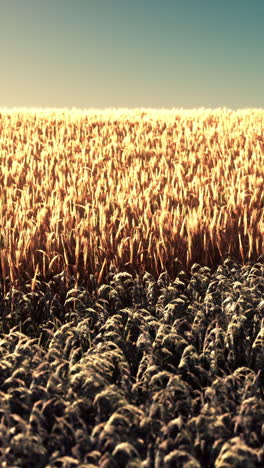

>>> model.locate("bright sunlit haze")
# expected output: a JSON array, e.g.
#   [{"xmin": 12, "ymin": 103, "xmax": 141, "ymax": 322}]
[{"xmin": 0, "ymin": 0, "xmax": 263, "ymax": 109}]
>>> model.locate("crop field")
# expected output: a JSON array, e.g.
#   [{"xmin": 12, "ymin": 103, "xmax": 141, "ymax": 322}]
[
  {"xmin": 0, "ymin": 108, "xmax": 263, "ymax": 467},
  {"xmin": 0, "ymin": 108, "xmax": 263, "ymax": 289}
]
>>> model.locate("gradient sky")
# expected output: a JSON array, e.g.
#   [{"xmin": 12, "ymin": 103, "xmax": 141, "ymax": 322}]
[{"xmin": 0, "ymin": 0, "xmax": 263, "ymax": 109}]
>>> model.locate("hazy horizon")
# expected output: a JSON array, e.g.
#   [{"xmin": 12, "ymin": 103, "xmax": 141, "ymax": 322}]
[{"xmin": 1, "ymin": 0, "xmax": 263, "ymax": 110}]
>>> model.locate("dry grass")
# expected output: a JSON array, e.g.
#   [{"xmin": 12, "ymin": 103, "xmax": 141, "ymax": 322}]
[{"xmin": 0, "ymin": 107, "xmax": 263, "ymax": 288}]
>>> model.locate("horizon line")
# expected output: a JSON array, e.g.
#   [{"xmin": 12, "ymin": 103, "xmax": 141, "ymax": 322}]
[{"xmin": 0, "ymin": 106, "xmax": 263, "ymax": 113}]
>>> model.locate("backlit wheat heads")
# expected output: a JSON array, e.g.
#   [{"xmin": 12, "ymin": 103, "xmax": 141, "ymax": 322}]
[
  {"xmin": 0, "ymin": 261, "xmax": 263, "ymax": 465},
  {"xmin": 0, "ymin": 108, "xmax": 263, "ymax": 288}
]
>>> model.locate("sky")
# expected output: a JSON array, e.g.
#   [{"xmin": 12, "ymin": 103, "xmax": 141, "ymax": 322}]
[{"xmin": 0, "ymin": 0, "xmax": 263, "ymax": 109}]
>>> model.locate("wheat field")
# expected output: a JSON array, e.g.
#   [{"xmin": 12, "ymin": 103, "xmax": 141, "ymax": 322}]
[
  {"xmin": 0, "ymin": 107, "xmax": 263, "ymax": 290},
  {"xmin": 0, "ymin": 107, "xmax": 264, "ymax": 467}
]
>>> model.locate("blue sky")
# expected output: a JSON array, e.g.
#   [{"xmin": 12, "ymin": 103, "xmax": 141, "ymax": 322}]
[{"xmin": 0, "ymin": 0, "xmax": 263, "ymax": 109}]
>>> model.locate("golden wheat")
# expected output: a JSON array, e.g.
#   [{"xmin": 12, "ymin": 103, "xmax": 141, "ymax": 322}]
[{"xmin": 0, "ymin": 107, "xmax": 263, "ymax": 288}]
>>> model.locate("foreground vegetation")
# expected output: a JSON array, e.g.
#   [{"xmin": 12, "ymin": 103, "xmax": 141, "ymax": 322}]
[
  {"xmin": 0, "ymin": 259, "xmax": 264, "ymax": 467},
  {"xmin": 0, "ymin": 108, "xmax": 263, "ymax": 466}
]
